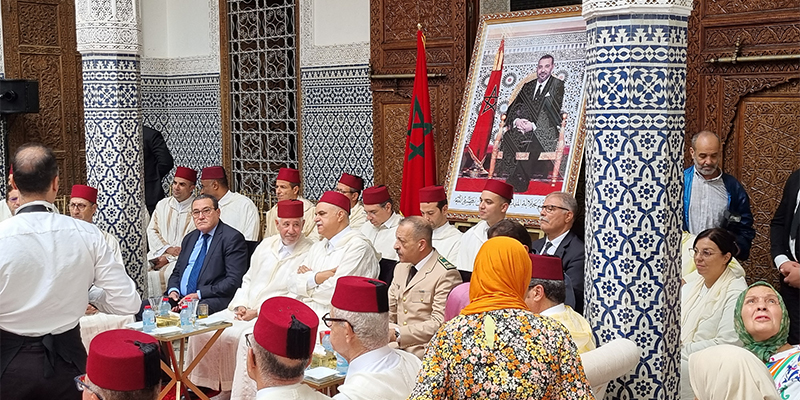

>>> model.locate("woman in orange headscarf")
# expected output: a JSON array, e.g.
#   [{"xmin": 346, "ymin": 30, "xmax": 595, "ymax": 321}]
[{"xmin": 408, "ymin": 236, "xmax": 593, "ymax": 400}]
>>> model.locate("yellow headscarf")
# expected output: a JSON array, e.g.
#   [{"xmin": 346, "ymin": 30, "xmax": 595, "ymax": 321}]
[{"xmin": 461, "ymin": 236, "xmax": 531, "ymax": 315}]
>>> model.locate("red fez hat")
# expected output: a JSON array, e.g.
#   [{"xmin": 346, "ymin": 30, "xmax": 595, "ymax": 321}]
[
  {"xmin": 71, "ymin": 184, "xmax": 98, "ymax": 204},
  {"xmin": 254, "ymin": 297, "xmax": 318, "ymax": 359},
  {"xmin": 530, "ymin": 254, "xmax": 564, "ymax": 281},
  {"xmin": 362, "ymin": 185, "xmax": 391, "ymax": 205},
  {"xmin": 277, "ymin": 199, "xmax": 304, "ymax": 218},
  {"xmin": 202, "ymin": 166, "xmax": 226, "ymax": 180},
  {"xmin": 86, "ymin": 329, "xmax": 161, "ymax": 391},
  {"xmin": 331, "ymin": 276, "xmax": 389, "ymax": 313},
  {"xmin": 483, "ymin": 179, "xmax": 514, "ymax": 201},
  {"xmin": 319, "ymin": 191, "xmax": 351, "ymax": 213},
  {"xmin": 419, "ymin": 185, "xmax": 447, "ymax": 203},
  {"xmin": 277, "ymin": 167, "xmax": 301, "ymax": 184},
  {"xmin": 338, "ymin": 173, "xmax": 364, "ymax": 192},
  {"xmin": 174, "ymin": 166, "xmax": 197, "ymax": 184}
]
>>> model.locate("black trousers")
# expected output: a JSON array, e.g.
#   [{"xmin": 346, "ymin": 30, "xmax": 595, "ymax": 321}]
[
  {"xmin": 1, "ymin": 327, "xmax": 85, "ymax": 400},
  {"xmin": 781, "ymin": 279, "xmax": 800, "ymax": 345}
]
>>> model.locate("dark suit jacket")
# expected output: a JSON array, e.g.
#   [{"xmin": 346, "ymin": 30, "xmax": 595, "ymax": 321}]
[
  {"xmin": 167, "ymin": 220, "xmax": 248, "ymax": 314},
  {"xmin": 143, "ymin": 126, "xmax": 174, "ymax": 209},
  {"xmin": 769, "ymin": 168, "xmax": 800, "ymax": 343},
  {"xmin": 532, "ymin": 230, "xmax": 585, "ymax": 314}
]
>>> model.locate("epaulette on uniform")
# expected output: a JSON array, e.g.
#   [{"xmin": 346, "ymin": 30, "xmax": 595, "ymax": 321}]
[{"xmin": 438, "ymin": 256, "xmax": 456, "ymax": 270}]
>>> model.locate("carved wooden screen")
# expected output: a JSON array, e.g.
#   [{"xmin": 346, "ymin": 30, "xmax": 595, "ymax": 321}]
[
  {"xmin": 685, "ymin": 0, "xmax": 800, "ymax": 285},
  {"xmin": 2, "ymin": 0, "xmax": 85, "ymax": 194},
  {"xmin": 222, "ymin": 0, "xmax": 301, "ymax": 195},
  {"xmin": 370, "ymin": 0, "xmax": 471, "ymax": 203}
]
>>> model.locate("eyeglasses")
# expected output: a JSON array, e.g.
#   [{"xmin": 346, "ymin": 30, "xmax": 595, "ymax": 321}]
[
  {"xmin": 322, "ymin": 312, "xmax": 352, "ymax": 328},
  {"xmin": 690, "ymin": 248, "xmax": 719, "ymax": 259},
  {"xmin": 69, "ymin": 203, "xmax": 90, "ymax": 211},
  {"xmin": 335, "ymin": 188, "xmax": 357, "ymax": 195},
  {"xmin": 245, "ymin": 333, "xmax": 253, "ymax": 347},
  {"xmin": 541, "ymin": 204, "xmax": 568, "ymax": 213},
  {"xmin": 74, "ymin": 374, "xmax": 105, "ymax": 400},
  {"xmin": 191, "ymin": 207, "xmax": 216, "ymax": 217}
]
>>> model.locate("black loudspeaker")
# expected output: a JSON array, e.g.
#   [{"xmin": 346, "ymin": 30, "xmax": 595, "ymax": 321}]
[{"xmin": 0, "ymin": 79, "xmax": 39, "ymax": 114}]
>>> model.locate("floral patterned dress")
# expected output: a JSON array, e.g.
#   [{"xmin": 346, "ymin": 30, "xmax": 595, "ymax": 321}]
[{"xmin": 408, "ymin": 308, "xmax": 594, "ymax": 400}]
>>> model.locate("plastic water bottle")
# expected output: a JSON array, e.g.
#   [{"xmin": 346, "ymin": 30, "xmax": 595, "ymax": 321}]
[
  {"xmin": 321, "ymin": 331, "xmax": 333, "ymax": 352},
  {"xmin": 142, "ymin": 305, "xmax": 156, "ymax": 333},
  {"xmin": 159, "ymin": 297, "xmax": 171, "ymax": 316},
  {"xmin": 180, "ymin": 305, "xmax": 192, "ymax": 332},
  {"xmin": 335, "ymin": 352, "xmax": 349, "ymax": 374}
]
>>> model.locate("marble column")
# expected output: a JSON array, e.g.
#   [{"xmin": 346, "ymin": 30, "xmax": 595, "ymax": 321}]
[
  {"xmin": 582, "ymin": 0, "xmax": 691, "ymax": 398},
  {"xmin": 75, "ymin": 0, "xmax": 147, "ymax": 293}
]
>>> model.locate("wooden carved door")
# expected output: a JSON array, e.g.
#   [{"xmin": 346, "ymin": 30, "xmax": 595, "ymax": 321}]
[
  {"xmin": 370, "ymin": 0, "xmax": 477, "ymax": 202},
  {"xmin": 2, "ymin": 0, "xmax": 85, "ymax": 194},
  {"xmin": 685, "ymin": 0, "xmax": 800, "ymax": 284}
]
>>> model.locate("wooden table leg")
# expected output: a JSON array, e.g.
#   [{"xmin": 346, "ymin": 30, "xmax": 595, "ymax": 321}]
[
  {"xmin": 158, "ymin": 340, "xmax": 180, "ymax": 400},
  {"xmin": 179, "ymin": 329, "xmax": 226, "ymax": 400}
]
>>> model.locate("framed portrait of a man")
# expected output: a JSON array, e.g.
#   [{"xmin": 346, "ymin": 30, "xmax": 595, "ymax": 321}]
[{"xmin": 445, "ymin": 6, "xmax": 587, "ymax": 223}]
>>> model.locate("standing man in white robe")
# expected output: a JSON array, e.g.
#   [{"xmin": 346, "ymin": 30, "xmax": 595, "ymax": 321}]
[
  {"xmin": 146, "ymin": 166, "xmax": 197, "ymax": 297},
  {"xmin": 360, "ymin": 185, "xmax": 402, "ymax": 284},
  {"xmin": 246, "ymin": 297, "xmax": 330, "ymax": 400},
  {"xmin": 457, "ymin": 179, "xmax": 513, "ymax": 281},
  {"xmin": 336, "ymin": 172, "xmax": 367, "ymax": 230},
  {"xmin": 263, "ymin": 167, "xmax": 317, "ymax": 240},
  {"xmin": 188, "ymin": 199, "xmax": 314, "ymax": 395},
  {"xmin": 418, "ymin": 185, "xmax": 462, "ymax": 264},
  {"xmin": 200, "ymin": 166, "xmax": 260, "ymax": 241},
  {"xmin": 289, "ymin": 191, "xmax": 379, "ymax": 321},
  {"xmin": 328, "ymin": 276, "xmax": 421, "ymax": 400}
]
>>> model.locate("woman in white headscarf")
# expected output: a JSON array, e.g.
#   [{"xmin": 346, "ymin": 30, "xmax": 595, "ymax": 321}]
[
  {"xmin": 680, "ymin": 228, "xmax": 748, "ymax": 399},
  {"xmin": 689, "ymin": 344, "xmax": 781, "ymax": 400}
]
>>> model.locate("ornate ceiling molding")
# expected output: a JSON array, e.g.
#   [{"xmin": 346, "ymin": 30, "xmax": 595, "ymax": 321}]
[{"xmin": 582, "ymin": 0, "xmax": 692, "ymax": 20}]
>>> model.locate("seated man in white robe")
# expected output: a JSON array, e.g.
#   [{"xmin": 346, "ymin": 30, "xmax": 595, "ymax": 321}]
[
  {"xmin": 263, "ymin": 167, "xmax": 317, "ymax": 240},
  {"xmin": 146, "ymin": 166, "xmax": 197, "ymax": 298},
  {"xmin": 418, "ymin": 185, "xmax": 461, "ymax": 264},
  {"xmin": 457, "ymin": 179, "xmax": 513, "ymax": 282},
  {"xmin": 336, "ymin": 172, "xmax": 367, "ymax": 230},
  {"xmin": 328, "ymin": 276, "xmax": 421, "ymax": 400},
  {"xmin": 360, "ymin": 185, "xmax": 402, "ymax": 284},
  {"xmin": 186, "ymin": 199, "xmax": 314, "ymax": 394},
  {"xmin": 0, "ymin": 167, "xmax": 13, "ymax": 223},
  {"xmin": 525, "ymin": 254, "xmax": 595, "ymax": 355},
  {"xmin": 200, "ymin": 166, "xmax": 261, "ymax": 241},
  {"xmin": 245, "ymin": 297, "xmax": 330, "ymax": 400},
  {"xmin": 69, "ymin": 184, "xmax": 134, "ymax": 349},
  {"xmin": 289, "ymin": 191, "xmax": 379, "ymax": 321}
]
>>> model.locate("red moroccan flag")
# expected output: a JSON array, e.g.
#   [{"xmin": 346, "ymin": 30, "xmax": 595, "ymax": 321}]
[
  {"xmin": 466, "ymin": 39, "xmax": 505, "ymax": 165},
  {"xmin": 400, "ymin": 26, "xmax": 436, "ymax": 217}
]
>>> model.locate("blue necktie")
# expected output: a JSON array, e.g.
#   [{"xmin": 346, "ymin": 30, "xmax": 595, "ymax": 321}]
[{"xmin": 186, "ymin": 234, "xmax": 209, "ymax": 294}]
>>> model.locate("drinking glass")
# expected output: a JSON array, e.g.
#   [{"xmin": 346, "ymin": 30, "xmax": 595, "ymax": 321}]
[{"xmin": 197, "ymin": 304, "xmax": 209, "ymax": 319}]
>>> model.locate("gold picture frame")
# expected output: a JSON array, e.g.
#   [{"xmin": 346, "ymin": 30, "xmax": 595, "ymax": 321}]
[{"xmin": 445, "ymin": 6, "xmax": 587, "ymax": 225}]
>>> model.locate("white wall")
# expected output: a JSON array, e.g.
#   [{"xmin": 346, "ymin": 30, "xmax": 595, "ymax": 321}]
[
  {"xmin": 313, "ymin": 0, "xmax": 369, "ymax": 47},
  {"xmin": 141, "ymin": 0, "xmax": 212, "ymax": 59}
]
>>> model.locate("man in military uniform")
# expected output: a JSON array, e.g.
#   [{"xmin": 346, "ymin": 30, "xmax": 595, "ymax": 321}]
[{"xmin": 388, "ymin": 216, "xmax": 462, "ymax": 358}]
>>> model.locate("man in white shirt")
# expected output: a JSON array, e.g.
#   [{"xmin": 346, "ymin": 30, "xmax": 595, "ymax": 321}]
[
  {"xmin": 336, "ymin": 172, "xmax": 367, "ymax": 230},
  {"xmin": 245, "ymin": 297, "xmax": 329, "ymax": 400},
  {"xmin": 0, "ymin": 143, "xmax": 140, "ymax": 400},
  {"xmin": 360, "ymin": 185, "xmax": 402, "ymax": 284},
  {"xmin": 457, "ymin": 179, "xmax": 513, "ymax": 281},
  {"xmin": 263, "ymin": 167, "xmax": 318, "ymax": 240},
  {"xmin": 200, "ymin": 166, "xmax": 261, "ymax": 241},
  {"xmin": 530, "ymin": 191, "xmax": 586, "ymax": 314},
  {"xmin": 388, "ymin": 216, "xmax": 461, "ymax": 358},
  {"xmin": 145, "ymin": 166, "xmax": 198, "ymax": 297},
  {"xmin": 188, "ymin": 199, "xmax": 314, "ymax": 395},
  {"xmin": 419, "ymin": 185, "xmax": 461, "ymax": 264},
  {"xmin": 289, "ymin": 191, "xmax": 379, "ymax": 322},
  {"xmin": 328, "ymin": 276, "xmax": 421, "ymax": 400}
]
